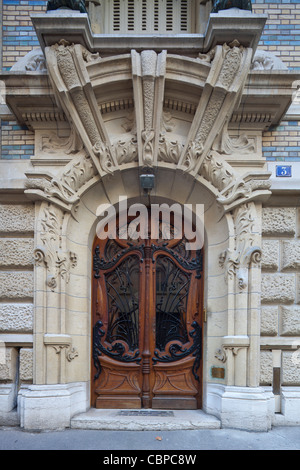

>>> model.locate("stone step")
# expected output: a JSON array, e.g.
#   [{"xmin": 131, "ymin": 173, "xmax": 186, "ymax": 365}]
[{"xmin": 71, "ymin": 408, "xmax": 221, "ymax": 431}]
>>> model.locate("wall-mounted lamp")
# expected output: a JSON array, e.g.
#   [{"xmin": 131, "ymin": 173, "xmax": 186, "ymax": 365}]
[{"xmin": 140, "ymin": 173, "xmax": 155, "ymax": 195}]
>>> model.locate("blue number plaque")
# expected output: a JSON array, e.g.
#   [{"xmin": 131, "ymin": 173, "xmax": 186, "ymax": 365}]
[{"xmin": 276, "ymin": 165, "xmax": 292, "ymax": 177}]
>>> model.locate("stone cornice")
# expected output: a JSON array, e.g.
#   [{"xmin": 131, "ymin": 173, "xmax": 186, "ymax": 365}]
[{"xmin": 30, "ymin": 9, "xmax": 267, "ymax": 56}]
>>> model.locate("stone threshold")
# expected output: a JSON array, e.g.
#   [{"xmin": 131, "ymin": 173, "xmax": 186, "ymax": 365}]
[{"xmin": 71, "ymin": 408, "xmax": 221, "ymax": 431}]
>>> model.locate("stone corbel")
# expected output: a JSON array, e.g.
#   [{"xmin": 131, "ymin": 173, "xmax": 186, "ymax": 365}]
[
  {"xmin": 215, "ymin": 336, "xmax": 250, "ymax": 364},
  {"xmin": 44, "ymin": 334, "xmax": 78, "ymax": 362},
  {"xmin": 131, "ymin": 49, "xmax": 167, "ymax": 167},
  {"xmin": 45, "ymin": 40, "xmax": 117, "ymax": 177},
  {"xmin": 179, "ymin": 40, "xmax": 253, "ymax": 175}
]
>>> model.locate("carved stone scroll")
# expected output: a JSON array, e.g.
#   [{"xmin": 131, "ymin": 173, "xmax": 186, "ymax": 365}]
[
  {"xmin": 212, "ymin": 121, "xmax": 256, "ymax": 155},
  {"xmin": 40, "ymin": 127, "xmax": 84, "ymax": 156}
]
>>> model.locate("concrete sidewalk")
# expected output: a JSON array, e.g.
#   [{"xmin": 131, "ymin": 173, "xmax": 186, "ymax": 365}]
[{"xmin": 0, "ymin": 425, "xmax": 300, "ymax": 450}]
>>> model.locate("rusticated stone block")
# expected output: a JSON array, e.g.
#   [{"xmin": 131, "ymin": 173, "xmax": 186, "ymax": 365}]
[
  {"xmin": 0, "ymin": 204, "xmax": 34, "ymax": 233},
  {"xmin": 0, "ymin": 239, "xmax": 34, "ymax": 268},
  {"xmin": 282, "ymin": 240, "xmax": 300, "ymax": 271},
  {"xmin": 262, "ymin": 207, "xmax": 296, "ymax": 236},
  {"xmin": 0, "ymin": 272, "xmax": 33, "ymax": 300},
  {"xmin": 261, "ymin": 240, "xmax": 279, "ymax": 271},
  {"xmin": 0, "ymin": 304, "xmax": 33, "ymax": 332},
  {"xmin": 19, "ymin": 349, "xmax": 33, "ymax": 382},
  {"xmin": 0, "ymin": 347, "xmax": 18, "ymax": 382},
  {"xmin": 282, "ymin": 351, "xmax": 300, "ymax": 385},
  {"xmin": 260, "ymin": 350, "xmax": 273, "ymax": 386},
  {"xmin": 261, "ymin": 273, "xmax": 295, "ymax": 304},
  {"xmin": 281, "ymin": 306, "xmax": 300, "ymax": 336},
  {"xmin": 261, "ymin": 306, "xmax": 278, "ymax": 336}
]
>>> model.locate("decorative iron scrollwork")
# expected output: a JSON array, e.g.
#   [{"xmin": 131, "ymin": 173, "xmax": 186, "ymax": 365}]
[
  {"xmin": 155, "ymin": 255, "xmax": 190, "ymax": 351},
  {"xmin": 151, "ymin": 243, "xmax": 203, "ymax": 279},
  {"xmin": 152, "ymin": 321, "xmax": 202, "ymax": 382},
  {"xmin": 93, "ymin": 320, "xmax": 141, "ymax": 380},
  {"xmin": 93, "ymin": 242, "xmax": 144, "ymax": 278}
]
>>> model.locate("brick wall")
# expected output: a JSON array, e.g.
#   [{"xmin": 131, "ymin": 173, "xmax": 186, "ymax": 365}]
[
  {"xmin": 263, "ymin": 120, "xmax": 300, "ymax": 161},
  {"xmin": 253, "ymin": 0, "xmax": 300, "ymax": 163},
  {"xmin": 253, "ymin": 0, "xmax": 300, "ymax": 71},
  {"xmin": 1, "ymin": 0, "xmax": 46, "ymax": 160},
  {"xmin": 2, "ymin": 0, "xmax": 46, "ymax": 71},
  {"xmin": 2, "ymin": 1, "xmax": 299, "ymax": 71},
  {"xmin": 1, "ymin": 120, "xmax": 34, "ymax": 159}
]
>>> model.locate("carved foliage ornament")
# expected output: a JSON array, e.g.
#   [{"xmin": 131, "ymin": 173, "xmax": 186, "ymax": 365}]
[
  {"xmin": 199, "ymin": 151, "xmax": 271, "ymax": 211},
  {"xmin": 41, "ymin": 127, "xmax": 83, "ymax": 156},
  {"xmin": 34, "ymin": 206, "xmax": 77, "ymax": 291},
  {"xmin": 25, "ymin": 151, "xmax": 97, "ymax": 210},
  {"xmin": 52, "ymin": 344, "xmax": 79, "ymax": 362},
  {"xmin": 219, "ymin": 203, "xmax": 261, "ymax": 289},
  {"xmin": 215, "ymin": 345, "xmax": 247, "ymax": 363},
  {"xmin": 40, "ymin": 40, "xmax": 271, "ymax": 218}
]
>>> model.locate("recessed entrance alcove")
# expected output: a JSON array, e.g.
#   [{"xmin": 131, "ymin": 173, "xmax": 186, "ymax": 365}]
[{"xmin": 1, "ymin": 0, "xmax": 298, "ymax": 431}]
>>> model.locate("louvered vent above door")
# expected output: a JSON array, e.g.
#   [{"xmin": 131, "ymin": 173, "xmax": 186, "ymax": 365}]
[{"xmin": 105, "ymin": 0, "xmax": 194, "ymax": 34}]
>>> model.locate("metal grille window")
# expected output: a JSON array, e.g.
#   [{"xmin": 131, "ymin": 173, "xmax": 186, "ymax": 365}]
[{"xmin": 103, "ymin": 0, "xmax": 194, "ymax": 34}]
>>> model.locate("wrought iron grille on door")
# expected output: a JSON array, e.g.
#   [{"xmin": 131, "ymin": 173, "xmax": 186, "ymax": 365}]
[{"xmin": 92, "ymin": 225, "xmax": 203, "ymax": 409}]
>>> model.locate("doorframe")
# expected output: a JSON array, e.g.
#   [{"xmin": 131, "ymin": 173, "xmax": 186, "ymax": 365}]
[{"xmin": 90, "ymin": 211, "xmax": 205, "ymax": 410}]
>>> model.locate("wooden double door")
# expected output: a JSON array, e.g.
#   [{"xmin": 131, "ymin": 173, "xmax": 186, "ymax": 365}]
[{"xmin": 91, "ymin": 221, "xmax": 203, "ymax": 409}]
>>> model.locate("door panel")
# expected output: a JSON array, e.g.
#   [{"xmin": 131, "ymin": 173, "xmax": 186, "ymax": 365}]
[
  {"xmin": 92, "ymin": 243, "xmax": 143, "ymax": 408},
  {"xmin": 91, "ymin": 225, "xmax": 203, "ymax": 409},
  {"xmin": 152, "ymin": 357, "xmax": 199, "ymax": 409},
  {"xmin": 155, "ymin": 255, "xmax": 190, "ymax": 351}
]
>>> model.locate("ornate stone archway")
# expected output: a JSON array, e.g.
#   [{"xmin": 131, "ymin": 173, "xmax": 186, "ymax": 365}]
[{"xmin": 4, "ymin": 9, "xmax": 297, "ymax": 430}]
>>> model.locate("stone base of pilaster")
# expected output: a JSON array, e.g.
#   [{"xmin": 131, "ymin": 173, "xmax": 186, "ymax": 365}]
[
  {"xmin": 272, "ymin": 387, "xmax": 300, "ymax": 426},
  {"xmin": 17, "ymin": 382, "xmax": 89, "ymax": 430},
  {"xmin": 204, "ymin": 384, "xmax": 274, "ymax": 431},
  {"xmin": 0, "ymin": 383, "xmax": 19, "ymax": 426}
]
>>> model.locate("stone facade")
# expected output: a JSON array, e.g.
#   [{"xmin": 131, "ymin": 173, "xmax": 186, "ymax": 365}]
[
  {"xmin": 0, "ymin": 1, "xmax": 299, "ymax": 431},
  {"xmin": 261, "ymin": 205, "xmax": 300, "ymax": 419}
]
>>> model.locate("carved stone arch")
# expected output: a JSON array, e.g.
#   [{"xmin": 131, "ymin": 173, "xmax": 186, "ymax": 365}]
[
  {"xmin": 19, "ymin": 35, "xmax": 274, "ymax": 425},
  {"xmin": 60, "ymin": 164, "xmax": 232, "ymax": 396}
]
